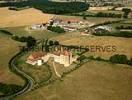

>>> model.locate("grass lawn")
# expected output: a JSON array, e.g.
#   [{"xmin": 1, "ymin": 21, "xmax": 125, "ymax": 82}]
[
  {"xmin": 0, "ymin": 32, "xmax": 24, "ymax": 87},
  {"xmin": 14, "ymin": 61, "xmax": 132, "ymax": 100},
  {"xmin": 16, "ymin": 52, "xmax": 51, "ymax": 84}
]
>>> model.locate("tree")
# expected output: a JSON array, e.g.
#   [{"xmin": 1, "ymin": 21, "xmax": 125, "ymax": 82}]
[
  {"xmin": 122, "ymin": 8, "xmax": 131, "ymax": 18},
  {"xmin": 44, "ymin": 39, "xmax": 49, "ymax": 52},
  {"xmin": 54, "ymin": 41, "xmax": 59, "ymax": 45},
  {"xmin": 82, "ymin": 13, "xmax": 87, "ymax": 20},
  {"xmin": 26, "ymin": 36, "xmax": 36, "ymax": 48},
  {"xmin": 109, "ymin": 54, "xmax": 128, "ymax": 64},
  {"xmin": 128, "ymin": 58, "xmax": 132, "ymax": 65},
  {"xmin": 49, "ymin": 40, "xmax": 54, "ymax": 46}
]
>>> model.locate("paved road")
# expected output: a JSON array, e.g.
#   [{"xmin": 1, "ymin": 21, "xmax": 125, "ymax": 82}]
[{"xmin": 0, "ymin": 52, "xmax": 35, "ymax": 100}]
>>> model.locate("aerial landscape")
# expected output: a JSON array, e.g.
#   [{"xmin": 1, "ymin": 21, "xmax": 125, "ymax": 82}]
[{"xmin": 0, "ymin": 0, "xmax": 132, "ymax": 100}]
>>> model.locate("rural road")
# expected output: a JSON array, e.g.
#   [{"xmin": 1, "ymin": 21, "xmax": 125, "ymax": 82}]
[
  {"xmin": 53, "ymin": 61, "xmax": 61, "ymax": 78},
  {"xmin": 0, "ymin": 52, "xmax": 35, "ymax": 100}
]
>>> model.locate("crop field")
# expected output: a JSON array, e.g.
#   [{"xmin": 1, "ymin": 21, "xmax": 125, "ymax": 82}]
[
  {"xmin": 14, "ymin": 61, "xmax": 132, "ymax": 100},
  {"xmin": 0, "ymin": 7, "xmax": 53, "ymax": 28}
]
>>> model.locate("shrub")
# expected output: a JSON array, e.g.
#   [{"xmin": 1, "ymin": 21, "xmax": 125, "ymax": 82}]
[
  {"xmin": 127, "ymin": 58, "xmax": 132, "ymax": 65},
  {"xmin": 109, "ymin": 54, "xmax": 128, "ymax": 64},
  {"xmin": 12, "ymin": 36, "xmax": 36, "ymax": 48},
  {"xmin": 122, "ymin": 8, "xmax": 131, "ymax": 18},
  {"xmin": 54, "ymin": 41, "xmax": 59, "ymax": 45}
]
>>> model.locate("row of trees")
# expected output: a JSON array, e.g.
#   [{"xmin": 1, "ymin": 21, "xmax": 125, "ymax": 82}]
[
  {"xmin": 93, "ymin": 31, "xmax": 132, "ymax": 38},
  {"xmin": 12, "ymin": 36, "xmax": 36, "ymax": 48},
  {"xmin": 0, "ymin": 30, "xmax": 12, "ymax": 35},
  {"xmin": 82, "ymin": 54, "xmax": 132, "ymax": 66},
  {"xmin": 110, "ymin": 54, "xmax": 132, "ymax": 65},
  {"xmin": 96, "ymin": 12, "xmax": 122, "ymax": 18},
  {"xmin": 116, "ymin": 25, "xmax": 132, "ymax": 30}
]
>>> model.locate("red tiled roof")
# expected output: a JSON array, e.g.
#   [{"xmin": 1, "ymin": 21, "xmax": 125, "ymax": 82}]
[{"xmin": 27, "ymin": 51, "xmax": 46, "ymax": 61}]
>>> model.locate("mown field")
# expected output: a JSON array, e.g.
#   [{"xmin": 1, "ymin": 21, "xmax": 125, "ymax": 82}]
[
  {"xmin": 51, "ymin": 32, "xmax": 132, "ymax": 59},
  {"xmin": 0, "ymin": 7, "xmax": 53, "ymax": 28},
  {"xmin": 2, "ymin": 26, "xmax": 62, "ymax": 39},
  {"xmin": 0, "ymin": 32, "xmax": 24, "ymax": 94},
  {"xmin": 14, "ymin": 61, "xmax": 132, "ymax": 100},
  {"xmin": 59, "ymin": 15, "xmax": 121, "ymax": 25}
]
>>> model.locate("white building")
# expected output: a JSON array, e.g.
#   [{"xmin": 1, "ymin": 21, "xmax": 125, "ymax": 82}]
[
  {"xmin": 95, "ymin": 26, "xmax": 112, "ymax": 32},
  {"xmin": 30, "ymin": 23, "xmax": 47, "ymax": 30}
]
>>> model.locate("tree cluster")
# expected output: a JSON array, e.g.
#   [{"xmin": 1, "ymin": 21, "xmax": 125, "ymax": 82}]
[
  {"xmin": 12, "ymin": 36, "xmax": 36, "ymax": 48},
  {"xmin": 96, "ymin": 12, "xmax": 122, "ymax": 18},
  {"xmin": 122, "ymin": 8, "xmax": 131, "ymax": 18},
  {"xmin": 109, "ymin": 54, "xmax": 132, "ymax": 65},
  {"xmin": 0, "ymin": 1, "xmax": 89, "ymax": 14},
  {"xmin": 0, "ymin": 83, "xmax": 22, "ymax": 95},
  {"xmin": 47, "ymin": 26, "xmax": 65, "ymax": 33}
]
